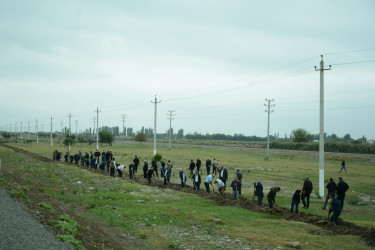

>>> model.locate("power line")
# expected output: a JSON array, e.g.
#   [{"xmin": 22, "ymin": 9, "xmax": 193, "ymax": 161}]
[
  {"xmin": 324, "ymin": 47, "xmax": 375, "ymax": 56},
  {"xmin": 331, "ymin": 59, "xmax": 375, "ymax": 66}
]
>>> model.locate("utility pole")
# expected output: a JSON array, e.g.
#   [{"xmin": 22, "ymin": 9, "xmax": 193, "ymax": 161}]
[
  {"xmin": 20, "ymin": 121, "xmax": 23, "ymax": 139},
  {"xmin": 92, "ymin": 117, "xmax": 96, "ymax": 135},
  {"xmin": 75, "ymin": 120, "xmax": 78, "ymax": 135},
  {"xmin": 27, "ymin": 121, "xmax": 30, "ymax": 139},
  {"xmin": 264, "ymin": 99, "xmax": 275, "ymax": 160},
  {"xmin": 36, "ymin": 120, "xmax": 39, "ymax": 144},
  {"xmin": 151, "ymin": 95, "xmax": 161, "ymax": 156},
  {"xmin": 95, "ymin": 107, "xmax": 100, "ymax": 150},
  {"xmin": 41, "ymin": 124, "xmax": 44, "ymax": 133},
  {"xmin": 167, "ymin": 110, "xmax": 175, "ymax": 151},
  {"xmin": 121, "ymin": 114, "xmax": 127, "ymax": 144},
  {"xmin": 67, "ymin": 114, "xmax": 72, "ymax": 151},
  {"xmin": 60, "ymin": 121, "xmax": 64, "ymax": 135},
  {"xmin": 67, "ymin": 114, "xmax": 72, "ymax": 136},
  {"xmin": 315, "ymin": 55, "xmax": 331, "ymax": 198},
  {"xmin": 50, "ymin": 116, "xmax": 53, "ymax": 147}
]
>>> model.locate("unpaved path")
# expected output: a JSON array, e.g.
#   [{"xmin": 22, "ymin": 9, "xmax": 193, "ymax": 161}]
[{"xmin": 0, "ymin": 187, "xmax": 74, "ymax": 250}]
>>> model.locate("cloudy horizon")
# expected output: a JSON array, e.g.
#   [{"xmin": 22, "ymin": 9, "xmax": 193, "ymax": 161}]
[{"xmin": 1, "ymin": 0, "xmax": 374, "ymax": 140}]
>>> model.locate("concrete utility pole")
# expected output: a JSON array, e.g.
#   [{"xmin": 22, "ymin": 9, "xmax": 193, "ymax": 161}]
[
  {"xmin": 27, "ymin": 121, "xmax": 30, "ymax": 139},
  {"xmin": 121, "ymin": 114, "xmax": 127, "ymax": 144},
  {"xmin": 20, "ymin": 121, "xmax": 23, "ymax": 139},
  {"xmin": 50, "ymin": 116, "xmax": 53, "ymax": 147},
  {"xmin": 60, "ymin": 121, "xmax": 64, "ymax": 135},
  {"xmin": 151, "ymin": 95, "xmax": 161, "ymax": 156},
  {"xmin": 167, "ymin": 110, "xmax": 175, "ymax": 151},
  {"xmin": 75, "ymin": 120, "xmax": 78, "ymax": 135},
  {"xmin": 264, "ymin": 99, "xmax": 275, "ymax": 160},
  {"xmin": 92, "ymin": 117, "xmax": 96, "ymax": 135},
  {"xmin": 315, "ymin": 55, "xmax": 331, "ymax": 198},
  {"xmin": 36, "ymin": 120, "xmax": 39, "ymax": 144},
  {"xmin": 67, "ymin": 114, "xmax": 72, "ymax": 136},
  {"xmin": 95, "ymin": 107, "xmax": 100, "ymax": 150}
]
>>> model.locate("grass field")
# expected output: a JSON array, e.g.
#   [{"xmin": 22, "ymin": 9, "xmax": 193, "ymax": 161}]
[{"xmin": 1, "ymin": 140, "xmax": 374, "ymax": 249}]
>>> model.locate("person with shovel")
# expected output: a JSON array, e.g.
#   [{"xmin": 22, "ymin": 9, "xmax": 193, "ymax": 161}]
[
  {"xmin": 204, "ymin": 174, "xmax": 215, "ymax": 193},
  {"xmin": 214, "ymin": 179, "xmax": 225, "ymax": 195},
  {"xmin": 267, "ymin": 187, "xmax": 281, "ymax": 209},
  {"xmin": 179, "ymin": 169, "xmax": 187, "ymax": 188},
  {"xmin": 254, "ymin": 181, "xmax": 264, "ymax": 206},
  {"xmin": 231, "ymin": 176, "xmax": 241, "ymax": 201}
]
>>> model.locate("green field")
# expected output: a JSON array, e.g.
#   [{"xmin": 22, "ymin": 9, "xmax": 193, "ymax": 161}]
[{"xmin": 1, "ymin": 140, "xmax": 374, "ymax": 249}]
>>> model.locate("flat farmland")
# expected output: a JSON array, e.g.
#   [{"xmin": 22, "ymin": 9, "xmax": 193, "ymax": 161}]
[{"xmin": 1, "ymin": 141, "xmax": 374, "ymax": 249}]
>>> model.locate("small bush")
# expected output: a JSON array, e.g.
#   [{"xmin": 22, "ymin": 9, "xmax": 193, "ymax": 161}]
[
  {"xmin": 13, "ymin": 190, "xmax": 29, "ymax": 200},
  {"xmin": 51, "ymin": 214, "xmax": 81, "ymax": 236},
  {"xmin": 57, "ymin": 234, "xmax": 83, "ymax": 249},
  {"xmin": 139, "ymin": 233, "xmax": 147, "ymax": 239},
  {"xmin": 38, "ymin": 202, "xmax": 53, "ymax": 210},
  {"xmin": 346, "ymin": 193, "xmax": 361, "ymax": 205}
]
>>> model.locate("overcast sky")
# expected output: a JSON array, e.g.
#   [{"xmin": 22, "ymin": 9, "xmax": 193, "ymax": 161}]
[{"xmin": 1, "ymin": 0, "xmax": 374, "ymax": 139}]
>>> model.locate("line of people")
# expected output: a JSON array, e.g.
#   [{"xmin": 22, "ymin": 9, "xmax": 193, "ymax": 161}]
[{"xmin": 54, "ymin": 149, "xmax": 350, "ymax": 225}]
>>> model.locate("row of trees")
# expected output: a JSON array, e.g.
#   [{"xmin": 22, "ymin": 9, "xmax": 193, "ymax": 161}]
[{"xmin": 291, "ymin": 128, "xmax": 368, "ymax": 143}]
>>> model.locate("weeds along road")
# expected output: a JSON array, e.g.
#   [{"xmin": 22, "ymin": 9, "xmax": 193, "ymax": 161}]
[{"xmin": 0, "ymin": 187, "xmax": 74, "ymax": 250}]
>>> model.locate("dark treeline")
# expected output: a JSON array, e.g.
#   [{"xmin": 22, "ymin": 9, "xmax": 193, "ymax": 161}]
[
  {"xmin": 184, "ymin": 132, "xmax": 276, "ymax": 141},
  {"xmin": 270, "ymin": 141, "xmax": 375, "ymax": 154}
]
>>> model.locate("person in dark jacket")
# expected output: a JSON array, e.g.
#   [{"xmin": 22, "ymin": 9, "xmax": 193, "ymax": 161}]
[
  {"xmin": 151, "ymin": 159, "xmax": 158, "ymax": 177},
  {"xmin": 160, "ymin": 161, "xmax": 166, "ymax": 178},
  {"xmin": 267, "ymin": 187, "xmax": 281, "ymax": 209},
  {"xmin": 147, "ymin": 168, "xmax": 154, "ymax": 184},
  {"xmin": 196, "ymin": 158, "xmax": 201, "ymax": 174},
  {"xmin": 133, "ymin": 155, "xmax": 139, "ymax": 173},
  {"xmin": 254, "ymin": 182, "xmax": 264, "ymax": 206},
  {"xmin": 322, "ymin": 178, "xmax": 337, "ymax": 210},
  {"xmin": 302, "ymin": 176, "xmax": 313, "ymax": 208},
  {"xmin": 191, "ymin": 171, "xmax": 201, "ymax": 191},
  {"xmin": 74, "ymin": 153, "xmax": 80, "ymax": 165},
  {"xmin": 329, "ymin": 193, "xmax": 342, "ymax": 225},
  {"xmin": 143, "ymin": 160, "xmax": 148, "ymax": 178},
  {"xmin": 339, "ymin": 159, "xmax": 347, "ymax": 173},
  {"xmin": 164, "ymin": 166, "xmax": 171, "ymax": 185},
  {"xmin": 291, "ymin": 190, "xmax": 302, "ymax": 214},
  {"xmin": 129, "ymin": 162, "xmax": 134, "ymax": 179},
  {"xmin": 179, "ymin": 169, "xmax": 187, "ymax": 188},
  {"xmin": 337, "ymin": 177, "xmax": 349, "ymax": 209},
  {"xmin": 205, "ymin": 158, "xmax": 211, "ymax": 175},
  {"xmin": 230, "ymin": 176, "xmax": 241, "ymax": 201},
  {"xmin": 189, "ymin": 160, "xmax": 195, "ymax": 178},
  {"xmin": 218, "ymin": 166, "xmax": 228, "ymax": 190},
  {"xmin": 235, "ymin": 169, "xmax": 243, "ymax": 195},
  {"xmin": 81, "ymin": 155, "xmax": 85, "ymax": 166},
  {"xmin": 99, "ymin": 161, "xmax": 106, "ymax": 172},
  {"xmin": 101, "ymin": 150, "xmax": 106, "ymax": 162}
]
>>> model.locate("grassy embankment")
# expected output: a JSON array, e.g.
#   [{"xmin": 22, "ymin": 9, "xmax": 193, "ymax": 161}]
[{"xmin": 1, "ymin": 141, "xmax": 374, "ymax": 249}]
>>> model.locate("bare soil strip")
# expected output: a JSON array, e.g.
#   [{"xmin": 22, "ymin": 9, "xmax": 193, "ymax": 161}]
[{"xmin": 2, "ymin": 144, "xmax": 375, "ymax": 247}]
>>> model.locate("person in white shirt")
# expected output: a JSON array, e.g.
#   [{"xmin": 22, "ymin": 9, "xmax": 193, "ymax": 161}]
[{"xmin": 214, "ymin": 179, "xmax": 225, "ymax": 195}]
